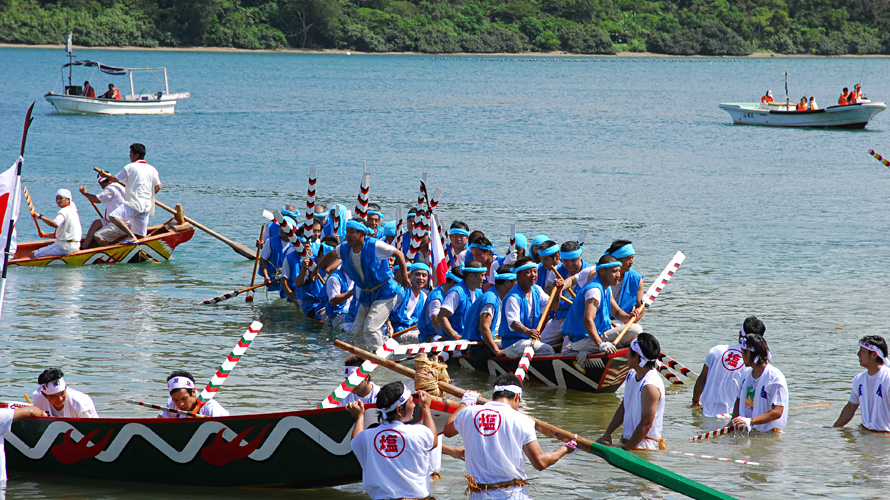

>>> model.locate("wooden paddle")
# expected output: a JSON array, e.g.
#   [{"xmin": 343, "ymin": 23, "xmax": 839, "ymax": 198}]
[
  {"xmin": 127, "ymin": 399, "xmax": 205, "ymax": 418},
  {"xmin": 392, "ymin": 324, "xmax": 418, "ymax": 337},
  {"xmin": 547, "ymin": 265, "xmax": 576, "ymax": 297},
  {"xmin": 335, "ymin": 340, "xmax": 736, "ymax": 500},
  {"xmin": 91, "ymin": 167, "xmax": 255, "ymax": 260},
  {"xmin": 514, "ymin": 286, "xmax": 561, "ymax": 381},
  {"xmin": 245, "ymin": 225, "xmax": 265, "ymax": 302}
]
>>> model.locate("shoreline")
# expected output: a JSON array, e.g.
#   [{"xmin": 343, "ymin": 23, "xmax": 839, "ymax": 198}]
[{"xmin": 3, "ymin": 43, "xmax": 890, "ymax": 58}]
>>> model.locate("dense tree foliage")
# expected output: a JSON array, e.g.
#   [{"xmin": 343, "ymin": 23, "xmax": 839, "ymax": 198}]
[{"xmin": 3, "ymin": 0, "xmax": 890, "ymax": 55}]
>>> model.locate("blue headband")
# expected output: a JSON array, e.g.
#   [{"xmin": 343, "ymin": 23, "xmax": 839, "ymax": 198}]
[
  {"xmin": 313, "ymin": 212, "xmax": 326, "ymax": 218},
  {"xmin": 410, "ymin": 263, "xmax": 432, "ymax": 274},
  {"xmin": 281, "ymin": 208, "xmax": 300, "ymax": 219},
  {"xmin": 560, "ymin": 249, "xmax": 582, "ymax": 260},
  {"xmin": 596, "ymin": 261, "xmax": 621, "ymax": 270},
  {"xmin": 494, "ymin": 272, "xmax": 517, "ymax": 281},
  {"xmin": 446, "ymin": 271, "xmax": 463, "ymax": 282},
  {"xmin": 366, "ymin": 210, "xmax": 384, "ymax": 219},
  {"xmin": 513, "ymin": 262, "xmax": 537, "ymax": 273},
  {"xmin": 531, "ymin": 234, "xmax": 550, "ymax": 248},
  {"xmin": 607, "ymin": 243, "xmax": 635, "ymax": 259},
  {"xmin": 345, "ymin": 220, "xmax": 366, "ymax": 232},
  {"xmin": 462, "ymin": 266, "xmax": 487, "ymax": 273},
  {"xmin": 469, "ymin": 243, "xmax": 494, "ymax": 252},
  {"xmin": 450, "ymin": 228, "xmax": 470, "ymax": 236},
  {"xmin": 538, "ymin": 245, "xmax": 559, "ymax": 257}
]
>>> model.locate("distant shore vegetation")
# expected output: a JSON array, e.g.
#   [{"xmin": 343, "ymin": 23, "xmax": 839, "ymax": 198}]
[{"xmin": 2, "ymin": 0, "xmax": 890, "ymax": 56}]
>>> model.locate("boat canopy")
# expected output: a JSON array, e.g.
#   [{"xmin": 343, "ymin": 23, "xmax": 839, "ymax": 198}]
[{"xmin": 61, "ymin": 60, "xmax": 126, "ymax": 75}]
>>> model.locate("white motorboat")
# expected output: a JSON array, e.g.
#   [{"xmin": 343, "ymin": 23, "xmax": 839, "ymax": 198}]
[
  {"xmin": 718, "ymin": 101, "xmax": 885, "ymax": 129},
  {"xmin": 44, "ymin": 60, "xmax": 190, "ymax": 115}
]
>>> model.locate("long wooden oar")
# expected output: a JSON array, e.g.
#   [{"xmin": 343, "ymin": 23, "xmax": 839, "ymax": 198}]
[
  {"xmin": 614, "ymin": 251, "xmax": 686, "ymax": 346},
  {"xmin": 391, "ymin": 324, "xmax": 418, "ymax": 337},
  {"xmin": 515, "ymin": 286, "xmax": 560, "ymax": 382},
  {"xmin": 548, "ymin": 265, "xmax": 576, "ymax": 298},
  {"xmin": 196, "ymin": 278, "xmax": 276, "ymax": 305},
  {"xmin": 127, "ymin": 399, "xmax": 205, "ymax": 418},
  {"xmin": 245, "ymin": 225, "xmax": 265, "ymax": 302},
  {"xmin": 23, "ymin": 187, "xmax": 51, "ymax": 238},
  {"xmin": 335, "ymin": 340, "xmax": 736, "ymax": 500},
  {"xmin": 194, "ymin": 321, "xmax": 263, "ymax": 413}
]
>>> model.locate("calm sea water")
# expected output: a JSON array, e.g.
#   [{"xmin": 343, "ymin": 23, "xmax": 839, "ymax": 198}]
[{"xmin": 2, "ymin": 48, "xmax": 890, "ymax": 499}]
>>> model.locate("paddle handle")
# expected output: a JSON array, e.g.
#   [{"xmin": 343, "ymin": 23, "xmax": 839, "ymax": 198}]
[
  {"xmin": 612, "ymin": 305, "xmax": 643, "ymax": 346},
  {"xmin": 246, "ymin": 225, "xmax": 264, "ymax": 297},
  {"xmin": 333, "ymin": 340, "xmax": 593, "ymax": 452},
  {"xmin": 536, "ymin": 284, "xmax": 560, "ymax": 332},
  {"xmin": 547, "ymin": 265, "xmax": 576, "ymax": 298},
  {"xmin": 392, "ymin": 324, "xmax": 418, "ymax": 337},
  {"xmin": 24, "ymin": 394, "xmax": 32, "ymax": 405}
]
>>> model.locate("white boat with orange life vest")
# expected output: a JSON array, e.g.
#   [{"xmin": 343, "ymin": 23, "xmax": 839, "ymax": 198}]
[
  {"xmin": 44, "ymin": 60, "xmax": 190, "ymax": 115},
  {"xmin": 718, "ymin": 99, "xmax": 886, "ymax": 129}
]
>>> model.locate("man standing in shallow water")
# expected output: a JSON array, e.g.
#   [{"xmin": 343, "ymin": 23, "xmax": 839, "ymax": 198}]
[{"xmin": 833, "ymin": 335, "xmax": 890, "ymax": 432}]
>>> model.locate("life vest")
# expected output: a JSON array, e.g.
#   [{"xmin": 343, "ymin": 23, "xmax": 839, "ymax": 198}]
[
  {"xmin": 463, "ymin": 288, "xmax": 500, "ymax": 345},
  {"xmin": 417, "ymin": 285, "xmax": 446, "ymax": 342},
  {"xmin": 562, "ymin": 275, "xmax": 612, "ymax": 343},
  {"xmin": 339, "ymin": 237, "xmax": 399, "ymax": 307},
  {"xmin": 616, "ymin": 267, "xmax": 643, "ymax": 317},
  {"xmin": 498, "ymin": 283, "xmax": 544, "ymax": 348},
  {"xmin": 298, "ymin": 247, "xmax": 327, "ymax": 317},
  {"xmin": 839, "ymin": 93, "xmax": 850, "ymax": 105},
  {"xmin": 553, "ymin": 260, "xmax": 592, "ymax": 320},
  {"xmin": 84, "ymin": 86, "xmax": 95, "ymax": 98},
  {"xmin": 389, "ymin": 287, "xmax": 426, "ymax": 332},
  {"xmin": 441, "ymin": 282, "xmax": 481, "ymax": 336},
  {"xmin": 112, "ymin": 87, "xmax": 121, "ymax": 100},
  {"xmin": 761, "ymin": 95, "xmax": 773, "ymax": 103},
  {"xmin": 324, "ymin": 269, "xmax": 352, "ymax": 319},
  {"xmin": 258, "ymin": 226, "xmax": 286, "ymax": 292},
  {"xmin": 796, "ymin": 103, "xmax": 807, "ymax": 111}
]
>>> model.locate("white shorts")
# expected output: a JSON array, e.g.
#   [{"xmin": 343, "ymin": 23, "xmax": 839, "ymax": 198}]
[
  {"xmin": 108, "ymin": 204, "xmax": 149, "ymax": 237},
  {"xmin": 94, "ymin": 222, "xmax": 126, "ymax": 242},
  {"xmin": 503, "ymin": 338, "xmax": 555, "ymax": 358},
  {"xmin": 33, "ymin": 241, "xmax": 79, "ymax": 258}
]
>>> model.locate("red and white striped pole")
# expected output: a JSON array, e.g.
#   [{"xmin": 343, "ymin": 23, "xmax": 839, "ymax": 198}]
[{"xmin": 304, "ymin": 167, "xmax": 317, "ymax": 235}]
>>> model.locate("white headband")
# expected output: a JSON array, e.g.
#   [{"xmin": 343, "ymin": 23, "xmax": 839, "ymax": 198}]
[
  {"xmin": 494, "ymin": 384, "xmax": 523, "ymax": 396},
  {"xmin": 630, "ymin": 339, "xmax": 652, "ymax": 365},
  {"xmin": 344, "ymin": 365, "xmax": 359, "ymax": 378},
  {"xmin": 167, "ymin": 376, "xmax": 195, "ymax": 392},
  {"xmin": 382, "ymin": 387, "xmax": 412, "ymax": 414},
  {"xmin": 860, "ymin": 342, "xmax": 888, "ymax": 365},
  {"xmin": 39, "ymin": 377, "xmax": 66, "ymax": 395}
]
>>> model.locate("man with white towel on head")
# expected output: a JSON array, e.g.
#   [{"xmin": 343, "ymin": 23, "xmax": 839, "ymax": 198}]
[{"xmin": 31, "ymin": 188, "xmax": 82, "ymax": 258}]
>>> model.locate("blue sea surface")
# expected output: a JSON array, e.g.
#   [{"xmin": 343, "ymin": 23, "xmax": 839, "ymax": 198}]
[{"xmin": 2, "ymin": 48, "xmax": 890, "ymax": 499}]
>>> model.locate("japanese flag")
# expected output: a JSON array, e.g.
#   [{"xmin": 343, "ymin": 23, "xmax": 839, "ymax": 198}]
[
  {"xmin": 430, "ymin": 215, "xmax": 448, "ymax": 286},
  {"xmin": 0, "ymin": 161, "xmax": 22, "ymax": 271}
]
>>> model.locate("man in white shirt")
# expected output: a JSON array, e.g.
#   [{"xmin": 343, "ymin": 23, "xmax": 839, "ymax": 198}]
[
  {"xmin": 158, "ymin": 370, "xmax": 229, "ymax": 418},
  {"xmin": 445, "ymin": 374, "xmax": 574, "ymax": 499},
  {"xmin": 731, "ymin": 333, "xmax": 788, "ymax": 433},
  {"xmin": 96, "ymin": 143, "xmax": 161, "ymax": 244},
  {"xmin": 79, "ymin": 173, "xmax": 126, "ymax": 248},
  {"xmin": 691, "ymin": 316, "xmax": 764, "ymax": 418},
  {"xmin": 30, "ymin": 367, "xmax": 99, "ymax": 418},
  {"xmin": 31, "ymin": 189, "xmax": 82, "ymax": 258},
  {"xmin": 833, "ymin": 335, "xmax": 890, "ymax": 432}
]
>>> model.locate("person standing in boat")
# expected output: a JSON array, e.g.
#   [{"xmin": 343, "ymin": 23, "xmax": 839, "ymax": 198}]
[
  {"xmin": 731, "ymin": 333, "xmax": 788, "ymax": 434},
  {"xmin": 81, "ymin": 80, "xmax": 95, "ymax": 98},
  {"xmin": 257, "ymin": 207, "xmax": 298, "ymax": 297},
  {"xmin": 529, "ymin": 234, "xmax": 550, "ymax": 264},
  {"xmin": 30, "ymin": 189, "xmax": 82, "ymax": 258},
  {"xmin": 30, "ymin": 368, "xmax": 99, "ymax": 418},
  {"xmin": 364, "ymin": 202, "xmax": 384, "ymax": 238},
  {"xmin": 850, "ymin": 84, "xmax": 862, "ymax": 103},
  {"xmin": 158, "ymin": 371, "xmax": 228, "ymax": 418},
  {"xmin": 464, "ymin": 265, "xmax": 516, "ymax": 361},
  {"xmin": 535, "ymin": 240, "xmax": 559, "ymax": 294},
  {"xmin": 449, "ymin": 220, "xmax": 470, "ymax": 262},
  {"xmin": 468, "ymin": 235, "xmax": 504, "ymax": 292},
  {"xmin": 95, "ymin": 143, "xmax": 161, "ymax": 245},
  {"xmin": 347, "ymin": 382, "xmax": 437, "ymax": 500},
  {"xmin": 596, "ymin": 333, "xmax": 666, "ymax": 450},
  {"xmin": 691, "ymin": 316, "xmax": 765, "ymax": 418},
  {"xmin": 314, "ymin": 218, "xmax": 409, "ymax": 351},
  {"xmin": 761, "ymin": 90, "xmax": 773, "ymax": 103},
  {"xmin": 833, "ymin": 336, "xmax": 890, "ymax": 432},
  {"xmin": 79, "ymin": 173, "xmax": 126, "ymax": 249},
  {"xmin": 499, "ymin": 256, "xmax": 557, "ymax": 359},
  {"xmin": 444, "ymin": 374, "xmax": 575, "ymax": 499},
  {"xmin": 437, "ymin": 260, "xmax": 486, "ymax": 340},
  {"xmin": 561, "ymin": 255, "xmax": 640, "ymax": 359}
]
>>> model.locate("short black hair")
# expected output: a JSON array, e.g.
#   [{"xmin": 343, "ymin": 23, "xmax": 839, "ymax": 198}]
[
  {"xmin": 744, "ymin": 334, "xmax": 770, "ymax": 364},
  {"xmin": 606, "ymin": 239, "xmax": 632, "ymax": 255},
  {"xmin": 492, "ymin": 374, "xmax": 522, "ymax": 399},
  {"xmin": 860, "ymin": 335, "xmax": 888, "ymax": 363},
  {"xmin": 37, "ymin": 368, "xmax": 64, "ymax": 385},
  {"xmin": 513, "ymin": 256, "xmax": 534, "ymax": 270},
  {"xmin": 469, "ymin": 235, "xmax": 492, "ymax": 251},
  {"xmin": 597, "ymin": 254, "xmax": 618, "ymax": 266},
  {"xmin": 376, "ymin": 381, "xmax": 408, "ymax": 423},
  {"xmin": 450, "ymin": 220, "xmax": 469, "ymax": 231},
  {"xmin": 130, "ymin": 143, "xmax": 146, "ymax": 159},
  {"xmin": 321, "ymin": 235, "xmax": 339, "ymax": 247},
  {"xmin": 344, "ymin": 355, "xmax": 363, "ymax": 367},
  {"xmin": 494, "ymin": 264, "xmax": 514, "ymax": 283},
  {"xmin": 742, "ymin": 316, "xmax": 766, "ymax": 336},
  {"xmin": 166, "ymin": 370, "xmax": 195, "ymax": 396},
  {"xmin": 635, "ymin": 332, "xmax": 660, "ymax": 369},
  {"xmin": 464, "ymin": 260, "xmax": 485, "ymax": 272},
  {"xmin": 539, "ymin": 240, "xmax": 557, "ymax": 253},
  {"xmin": 367, "ymin": 202, "xmax": 381, "ymax": 212},
  {"xmin": 560, "ymin": 240, "xmax": 580, "ymax": 253}
]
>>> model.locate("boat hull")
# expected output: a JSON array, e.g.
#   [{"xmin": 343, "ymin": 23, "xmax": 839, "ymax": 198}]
[
  {"xmin": 45, "ymin": 93, "xmax": 178, "ymax": 115},
  {"xmin": 457, "ymin": 348, "xmax": 631, "ymax": 393},
  {"xmin": 2, "ymin": 400, "xmax": 457, "ymax": 488},
  {"xmin": 9, "ymin": 225, "xmax": 194, "ymax": 266},
  {"xmin": 718, "ymin": 101, "xmax": 886, "ymax": 128}
]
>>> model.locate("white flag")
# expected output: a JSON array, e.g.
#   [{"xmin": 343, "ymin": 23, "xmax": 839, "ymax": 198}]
[
  {"xmin": 0, "ymin": 161, "xmax": 22, "ymax": 271},
  {"xmin": 66, "ymin": 33, "xmax": 72, "ymax": 55}
]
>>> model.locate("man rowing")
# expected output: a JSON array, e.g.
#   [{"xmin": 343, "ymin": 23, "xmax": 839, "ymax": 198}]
[
  {"xmin": 324, "ymin": 261, "xmax": 354, "ymax": 331},
  {"xmin": 437, "ymin": 260, "xmax": 485, "ymax": 340},
  {"xmin": 444, "ymin": 374, "xmax": 575, "ymax": 499},
  {"xmin": 535, "ymin": 240, "xmax": 559, "ymax": 290},
  {"xmin": 833, "ymin": 336, "xmax": 890, "ymax": 432},
  {"xmin": 158, "ymin": 370, "xmax": 228, "ymax": 418},
  {"xmin": 562, "ymin": 255, "xmax": 640, "ymax": 359},
  {"xmin": 605, "ymin": 239, "xmax": 644, "ymax": 322},
  {"xmin": 416, "ymin": 268, "xmax": 462, "ymax": 342},
  {"xmin": 30, "ymin": 189, "xmax": 82, "ymax": 258},
  {"xmin": 314, "ymin": 218, "xmax": 409, "ymax": 351},
  {"xmin": 731, "ymin": 333, "xmax": 787, "ymax": 434},
  {"xmin": 388, "ymin": 262, "xmax": 429, "ymax": 342},
  {"xmin": 597, "ymin": 333, "xmax": 666, "ymax": 450},
  {"xmin": 258, "ymin": 209, "xmax": 298, "ymax": 297},
  {"xmin": 691, "ymin": 316, "xmax": 765, "ymax": 418},
  {"xmin": 499, "ymin": 256, "xmax": 558, "ymax": 359},
  {"xmin": 79, "ymin": 172, "xmax": 125, "ymax": 249},
  {"xmin": 30, "ymin": 368, "xmax": 98, "ymax": 418},
  {"xmin": 95, "ymin": 143, "xmax": 161, "ymax": 245},
  {"xmin": 464, "ymin": 265, "xmax": 516, "ymax": 361},
  {"xmin": 541, "ymin": 240, "xmax": 592, "ymax": 352}
]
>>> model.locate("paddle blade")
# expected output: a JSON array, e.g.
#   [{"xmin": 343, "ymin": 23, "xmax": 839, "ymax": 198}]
[
  {"xmin": 261, "ymin": 210, "xmax": 274, "ymax": 221},
  {"xmin": 642, "ymin": 251, "xmax": 686, "ymax": 306}
]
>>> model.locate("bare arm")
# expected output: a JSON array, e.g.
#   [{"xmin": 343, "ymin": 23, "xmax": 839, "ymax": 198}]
[
  {"xmin": 417, "ymin": 391, "xmax": 438, "ymax": 449},
  {"xmin": 437, "ymin": 308, "xmax": 460, "ymax": 340},
  {"xmin": 78, "ymin": 186, "xmax": 101, "ymax": 205},
  {"xmin": 622, "ymin": 384, "xmax": 659, "ymax": 450},
  {"xmin": 583, "ymin": 297, "xmax": 604, "ymax": 345},
  {"xmin": 329, "ymin": 288, "xmax": 354, "ymax": 307},
  {"xmin": 478, "ymin": 313, "xmax": 504, "ymax": 356},
  {"xmin": 691, "ymin": 364, "xmax": 710, "ymax": 408},
  {"xmin": 833, "ymin": 401, "xmax": 859, "ymax": 428},
  {"xmin": 523, "ymin": 439, "xmax": 569, "ymax": 471},
  {"xmin": 444, "ymin": 403, "xmax": 465, "ymax": 438},
  {"xmin": 345, "ymin": 401, "xmax": 365, "ymax": 439},
  {"xmin": 596, "ymin": 400, "xmax": 625, "ymax": 445},
  {"xmin": 14, "ymin": 406, "xmax": 47, "ymax": 421}
]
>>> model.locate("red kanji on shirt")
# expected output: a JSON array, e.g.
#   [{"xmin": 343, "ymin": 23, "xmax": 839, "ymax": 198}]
[
  {"xmin": 473, "ymin": 409, "xmax": 502, "ymax": 436},
  {"xmin": 722, "ymin": 349, "xmax": 743, "ymax": 371},
  {"xmin": 373, "ymin": 430, "xmax": 405, "ymax": 459}
]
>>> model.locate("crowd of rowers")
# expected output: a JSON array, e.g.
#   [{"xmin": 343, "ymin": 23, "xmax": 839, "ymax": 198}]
[{"xmin": 759, "ymin": 84, "xmax": 865, "ymax": 110}]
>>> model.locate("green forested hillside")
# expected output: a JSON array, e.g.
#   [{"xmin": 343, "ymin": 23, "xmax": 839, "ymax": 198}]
[{"xmin": 2, "ymin": 0, "xmax": 889, "ymax": 55}]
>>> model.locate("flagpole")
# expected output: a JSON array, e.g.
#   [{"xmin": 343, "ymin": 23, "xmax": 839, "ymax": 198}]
[{"xmin": 0, "ymin": 103, "xmax": 35, "ymax": 323}]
